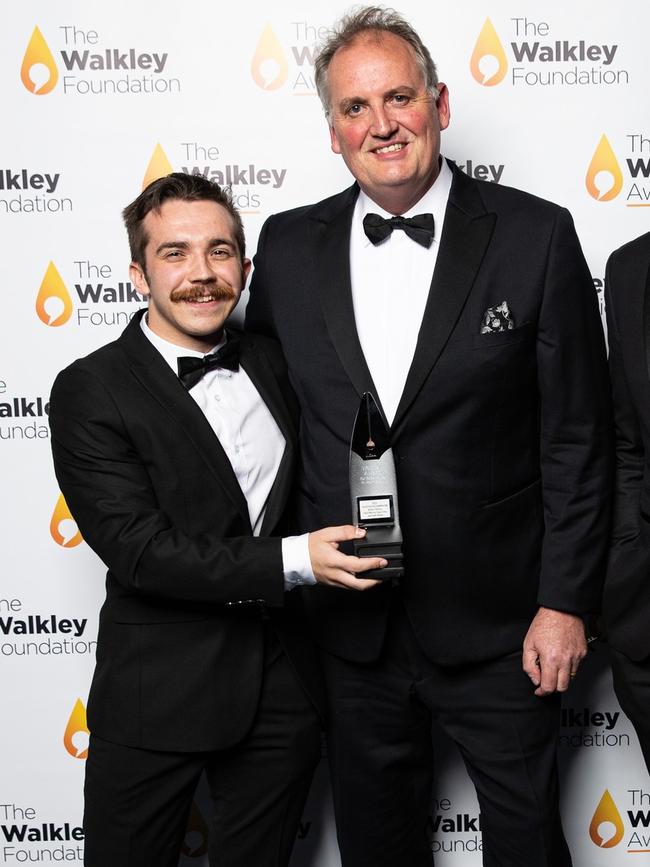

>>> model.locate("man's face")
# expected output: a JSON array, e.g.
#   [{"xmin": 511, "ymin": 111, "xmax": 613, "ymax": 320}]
[
  {"xmin": 130, "ymin": 199, "xmax": 250, "ymax": 352},
  {"xmin": 327, "ymin": 31, "xmax": 450, "ymax": 213}
]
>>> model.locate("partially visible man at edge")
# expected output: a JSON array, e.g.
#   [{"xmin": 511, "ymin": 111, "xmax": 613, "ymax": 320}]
[
  {"xmin": 246, "ymin": 6, "xmax": 612, "ymax": 866},
  {"xmin": 48, "ymin": 172, "xmax": 384, "ymax": 867},
  {"xmin": 604, "ymin": 232, "xmax": 650, "ymax": 772}
]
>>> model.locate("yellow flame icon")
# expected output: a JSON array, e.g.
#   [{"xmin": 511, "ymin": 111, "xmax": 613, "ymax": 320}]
[
  {"xmin": 21, "ymin": 26, "xmax": 58, "ymax": 95},
  {"xmin": 63, "ymin": 698, "xmax": 90, "ymax": 759},
  {"xmin": 251, "ymin": 24, "xmax": 288, "ymax": 91},
  {"xmin": 35, "ymin": 261, "xmax": 73, "ymax": 327},
  {"xmin": 50, "ymin": 493, "xmax": 83, "ymax": 548},
  {"xmin": 470, "ymin": 18, "xmax": 508, "ymax": 86},
  {"xmin": 143, "ymin": 143, "xmax": 174, "ymax": 190},
  {"xmin": 182, "ymin": 801, "xmax": 209, "ymax": 858},
  {"xmin": 586, "ymin": 135, "xmax": 623, "ymax": 202},
  {"xmin": 589, "ymin": 789, "xmax": 625, "ymax": 848}
]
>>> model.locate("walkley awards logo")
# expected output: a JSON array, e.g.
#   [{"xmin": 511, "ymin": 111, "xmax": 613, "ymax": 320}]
[
  {"xmin": 50, "ymin": 493, "xmax": 83, "ymax": 548},
  {"xmin": 585, "ymin": 133, "xmax": 650, "ymax": 207},
  {"xmin": 250, "ymin": 20, "xmax": 329, "ymax": 96},
  {"xmin": 20, "ymin": 23, "xmax": 180, "ymax": 96},
  {"xmin": 63, "ymin": 698, "xmax": 90, "ymax": 759},
  {"xmin": 470, "ymin": 16, "xmax": 629, "ymax": 88},
  {"xmin": 36, "ymin": 262, "xmax": 73, "ymax": 327},
  {"xmin": 588, "ymin": 788, "xmax": 650, "ymax": 855},
  {"xmin": 144, "ymin": 142, "xmax": 288, "ymax": 215}
]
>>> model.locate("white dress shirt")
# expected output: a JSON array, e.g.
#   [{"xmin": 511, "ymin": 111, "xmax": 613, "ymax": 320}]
[
  {"xmin": 350, "ymin": 157, "xmax": 453, "ymax": 425},
  {"xmin": 141, "ymin": 315, "xmax": 314, "ymax": 589}
]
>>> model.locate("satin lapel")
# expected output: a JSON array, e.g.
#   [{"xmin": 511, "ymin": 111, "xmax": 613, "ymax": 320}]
[
  {"xmin": 120, "ymin": 314, "xmax": 250, "ymax": 524},
  {"xmin": 313, "ymin": 185, "xmax": 386, "ymax": 417},
  {"xmin": 239, "ymin": 337, "xmax": 297, "ymax": 536},
  {"xmin": 392, "ymin": 168, "xmax": 496, "ymax": 433}
]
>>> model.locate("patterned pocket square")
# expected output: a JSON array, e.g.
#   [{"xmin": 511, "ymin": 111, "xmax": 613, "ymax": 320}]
[{"xmin": 481, "ymin": 301, "xmax": 515, "ymax": 334}]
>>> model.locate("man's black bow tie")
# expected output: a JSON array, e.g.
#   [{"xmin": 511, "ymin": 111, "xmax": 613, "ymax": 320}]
[
  {"xmin": 177, "ymin": 339, "xmax": 239, "ymax": 390},
  {"xmin": 363, "ymin": 212, "xmax": 435, "ymax": 248}
]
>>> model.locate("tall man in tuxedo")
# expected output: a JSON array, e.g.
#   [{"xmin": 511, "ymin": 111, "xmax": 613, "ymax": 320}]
[
  {"xmin": 49, "ymin": 172, "xmax": 384, "ymax": 867},
  {"xmin": 246, "ymin": 7, "xmax": 612, "ymax": 866},
  {"xmin": 605, "ymin": 232, "xmax": 650, "ymax": 770}
]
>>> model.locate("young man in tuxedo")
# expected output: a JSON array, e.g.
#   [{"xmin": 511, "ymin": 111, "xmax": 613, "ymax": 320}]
[
  {"xmin": 246, "ymin": 7, "xmax": 612, "ymax": 866},
  {"xmin": 49, "ymin": 172, "xmax": 384, "ymax": 867},
  {"xmin": 605, "ymin": 231, "xmax": 650, "ymax": 771}
]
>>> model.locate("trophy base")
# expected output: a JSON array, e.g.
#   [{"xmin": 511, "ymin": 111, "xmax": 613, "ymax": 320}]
[{"xmin": 353, "ymin": 540, "xmax": 404, "ymax": 583}]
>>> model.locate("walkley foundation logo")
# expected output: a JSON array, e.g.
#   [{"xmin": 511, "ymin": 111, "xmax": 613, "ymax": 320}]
[
  {"xmin": 50, "ymin": 493, "xmax": 83, "ymax": 549},
  {"xmin": 588, "ymin": 788, "xmax": 650, "ymax": 855},
  {"xmin": 585, "ymin": 133, "xmax": 650, "ymax": 207},
  {"xmin": 1, "ymin": 802, "xmax": 84, "ymax": 863},
  {"xmin": 251, "ymin": 20, "xmax": 329, "ymax": 96},
  {"xmin": 35, "ymin": 259, "xmax": 144, "ymax": 329},
  {"xmin": 20, "ymin": 23, "xmax": 180, "ymax": 96},
  {"xmin": 0, "ymin": 168, "xmax": 72, "ymax": 215},
  {"xmin": 471, "ymin": 16, "xmax": 629, "ymax": 88},
  {"xmin": 0, "ymin": 377, "xmax": 50, "ymax": 443},
  {"xmin": 427, "ymin": 797, "xmax": 483, "ymax": 856},
  {"xmin": 63, "ymin": 698, "xmax": 90, "ymax": 759},
  {"xmin": 558, "ymin": 705, "xmax": 629, "ymax": 749},
  {"xmin": 182, "ymin": 803, "xmax": 209, "ymax": 859},
  {"xmin": 0, "ymin": 596, "xmax": 94, "ymax": 659},
  {"xmin": 144, "ymin": 142, "xmax": 288, "ymax": 214}
]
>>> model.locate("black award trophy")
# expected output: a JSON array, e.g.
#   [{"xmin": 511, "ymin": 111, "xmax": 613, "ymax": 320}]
[{"xmin": 349, "ymin": 392, "xmax": 404, "ymax": 582}]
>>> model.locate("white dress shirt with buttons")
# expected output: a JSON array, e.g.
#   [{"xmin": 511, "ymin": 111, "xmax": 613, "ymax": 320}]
[
  {"xmin": 350, "ymin": 157, "xmax": 453, "ymax": 425},
  {"xmin": 141, "ymin": 315, "xmax": 314, "ymax": 589}
]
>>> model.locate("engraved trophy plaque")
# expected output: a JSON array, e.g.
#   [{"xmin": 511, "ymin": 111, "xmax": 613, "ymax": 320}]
[{"xmin": 349, "ymin": 392, "xmax": 404, "ymax": 582}]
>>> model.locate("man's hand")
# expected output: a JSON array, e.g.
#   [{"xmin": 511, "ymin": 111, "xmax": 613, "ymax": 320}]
[
  {"xmin": 522, "ymin": 607, "xmax": 587, "ymax": 696},
  {"xmin": 309, "ymin": 526, "xmax": 385, "ymax": 590}
]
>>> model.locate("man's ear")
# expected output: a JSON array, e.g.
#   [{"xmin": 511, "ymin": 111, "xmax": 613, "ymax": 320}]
[
  {"xmin": 242, "ymin": 258, "xmax": 252, "ymax": 282},
  {"xmin": 129, "ymin": 261, "xmax": 150, "ymax": 299},
  {"xmin": 329, "ymin": 122, "xmax": 342, "ymax": 155}
]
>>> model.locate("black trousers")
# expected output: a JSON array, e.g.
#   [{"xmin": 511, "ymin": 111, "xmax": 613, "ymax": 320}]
[
  {"xmin": 610, "ymin": 646, "xmax": 650, "ymax": 771},
  {"xmin": 83, "ymin": 628, "xmax": 321, "ymax": 867},
  {"xmin": 321, "ymin": 599, "xmax": 571, "ymax": 867}
]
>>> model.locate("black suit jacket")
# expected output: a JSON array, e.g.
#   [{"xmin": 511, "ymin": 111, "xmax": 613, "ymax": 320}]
[
  {"xmin": 605, "ymin": 231, "xmax": 650, "ymax": 661},
  {"xmin": 246, "ymin": 160, "xmax": 612, "ymax": 666},
  {"xmin": 49, "ymin": 310, "xmax": 322, "ymax": 752}
]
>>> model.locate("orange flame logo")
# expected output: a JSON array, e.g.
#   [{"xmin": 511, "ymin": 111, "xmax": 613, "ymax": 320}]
[
  {"xmin": 251, "ymin": 24, "xmax": 288, "ymax": 91},
  {"xmin": 35, "ymin": 261, "xmax": 73, "ymax": 327},
  {"xmin": 50, "ymin": 493, "xmax": 83, "ymax": 548},
  {"xmin": 63, "ymin": 698, "xmax": 90, "ymax": 759},
  {"xmin": 143, "ymin": 143, "xmax": 174, "ymax": 190},
  {"xmin": 589, "ymin": 789, "xmax": 625, "ymax": 848},
  {"xmin": 182, "ymin": 802, "xmax": 209, "ymax": 858},
  {"xmin": 470, "ymin": 18, "xmax": 508, "ymax": 86},
  {"xmin": 21, "ymin": 26, "xmax": 58, "ymax": 95},
  {"xmin": 586, "ymin": 135, "xmax": 623, "ymax": 202}
]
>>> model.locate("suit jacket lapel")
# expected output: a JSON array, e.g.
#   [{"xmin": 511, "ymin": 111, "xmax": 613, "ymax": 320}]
[
  {"xmin": 643, "ymin": 261, "xmax": 650, "ymax": 385},
  {"xmin": 238, "ymin": 336, "xmax": 297, "ymax": 536},
  {"xmin": 120, "ymin": 313, "xmax": 251, "ymax": 525},
  {"xmin": 392, "ymin": 164, "xmax": 496, "ymax": 433},
  {"xmin": 312, "ymin": 185, "xmax": 387, "ymax": 418}
]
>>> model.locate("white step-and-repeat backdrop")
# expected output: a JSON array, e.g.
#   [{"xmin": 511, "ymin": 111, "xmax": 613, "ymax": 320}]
[{"xmin": 2, "ymin": 1, "xmax": 649, "ymax": 864}]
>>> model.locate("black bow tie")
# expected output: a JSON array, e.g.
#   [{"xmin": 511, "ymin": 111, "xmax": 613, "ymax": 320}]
[
  {"xmin": 363, "ymin": 212, "xmax": 435, "ymax": 248},
  {"xmin": 177, "ymin": 338, "xmax": 239, "ymax": 390}
]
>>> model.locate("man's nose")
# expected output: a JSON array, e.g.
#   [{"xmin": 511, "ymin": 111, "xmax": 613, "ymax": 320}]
[
  {"xmin": 369, "ymin": 104, "xmax": 398, "ymax": 138},
  {"xmin": 188, "ymin": 254, "xmax": 214, "ymax": 282}
]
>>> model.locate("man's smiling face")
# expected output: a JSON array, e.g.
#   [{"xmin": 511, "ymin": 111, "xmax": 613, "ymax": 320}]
[{"xmin": 327, "ymin": 30, "xmax": 450, "ymax": 214}]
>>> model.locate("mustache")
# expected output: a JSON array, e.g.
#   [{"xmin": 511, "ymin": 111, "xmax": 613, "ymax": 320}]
[{"xmin": 170, "ymin": 284, "xmax": 237, "ymax": 303}]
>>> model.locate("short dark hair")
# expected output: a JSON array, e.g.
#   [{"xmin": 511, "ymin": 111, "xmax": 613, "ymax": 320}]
[
  {"xmin": 314, "ymin": 6, "xmax": 439, "ymax": 118},
  {"xmin": 122, "ymin": 172, "xmax": 246, "ymax": 269}
]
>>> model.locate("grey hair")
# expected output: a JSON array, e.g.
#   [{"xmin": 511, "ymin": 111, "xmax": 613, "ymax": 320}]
[{"xmin": 314, "ymin": 6, "xmax": 439, "ymax": 118}]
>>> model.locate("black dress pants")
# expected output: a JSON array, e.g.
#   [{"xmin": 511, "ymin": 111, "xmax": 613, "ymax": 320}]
[
  {"xmin": 83, "ymin": 628, "xmax": 321, "ymax": 867},
  {"xmin": 610, "ymin": 646, "xmax": 650, "ymax": 772},
  {"xmin": 321, "ymin": 598, "xmax": 571, "ymax": 867}
]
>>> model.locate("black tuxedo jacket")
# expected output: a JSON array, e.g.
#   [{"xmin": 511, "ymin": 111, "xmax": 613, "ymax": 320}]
[
  {"xmin": 605, "ymin": 231, "xmax": 650, "ymax": 660},
  {"xmin": 246, "ymin": 161, "xmax": 612, "ymax": 666},
  {"xmin": 49, "ymin": 311, "xmax": 322, "ymax": 752}
]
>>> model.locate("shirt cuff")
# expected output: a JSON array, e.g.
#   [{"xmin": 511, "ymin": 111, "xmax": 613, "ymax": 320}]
[{"xmin": 282, "ymin": 534, "xmax": 316, "ymax": 591}]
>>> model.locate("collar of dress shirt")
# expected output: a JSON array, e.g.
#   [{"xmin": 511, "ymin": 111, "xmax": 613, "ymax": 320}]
[
  {"xmin": 355, "ymin": 155, "xmax": 453, "ymax": 248},
  {"xmin": 140, "ymin": 312, "xmax": 226, "ymax": 374}
]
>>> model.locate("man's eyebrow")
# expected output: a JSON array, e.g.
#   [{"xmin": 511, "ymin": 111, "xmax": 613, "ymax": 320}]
[{"xmin": 154, "ymin": 238, "xmax": 236, "ymax": 255}]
